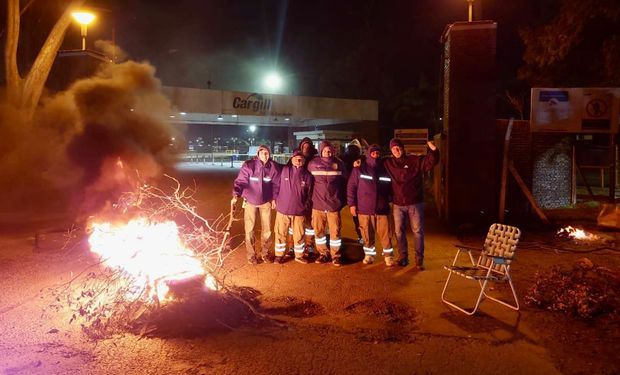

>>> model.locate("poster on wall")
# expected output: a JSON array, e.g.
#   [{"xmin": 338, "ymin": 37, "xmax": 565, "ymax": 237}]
[{"xmin": 530, "ymin": 88, "xmax": 619, "ymax": 133}]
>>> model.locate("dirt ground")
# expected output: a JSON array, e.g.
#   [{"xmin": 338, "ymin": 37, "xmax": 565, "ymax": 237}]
[{"xmin": 1, "ymin": 168, "xmax": 619, "ymax": 375}]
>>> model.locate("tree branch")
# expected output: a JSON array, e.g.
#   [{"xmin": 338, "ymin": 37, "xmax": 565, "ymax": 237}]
[
  {"xmin": 5, "ymin": 0, "xmax": 22, "ymax": 103},
  {"xmin": 21, "ymin": 0, "xmax": 87, "ymax": 115}
]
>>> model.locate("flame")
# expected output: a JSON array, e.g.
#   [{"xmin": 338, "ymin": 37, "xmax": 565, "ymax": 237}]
[
  {"xmin": 88, "ymin": 217, "xmax": 216, "ymax": 303},
  {"xmin": 557, "ymin": 226, "xmax": 599, "ymax": 241}
]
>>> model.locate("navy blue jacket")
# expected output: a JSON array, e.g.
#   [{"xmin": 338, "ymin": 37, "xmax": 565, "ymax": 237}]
[
  {"xmin": 232, "ymin": 158, "xmax": 281, "ymax": 205},
  {"xmin": 347, "ymin": 157, "xmax": 392, "ymax": 215},
  {"xmin": 307, "ymin": 156, "xmax": 347, "ymax": 212}
]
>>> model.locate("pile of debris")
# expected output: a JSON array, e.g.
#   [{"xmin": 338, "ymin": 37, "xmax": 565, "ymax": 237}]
[{"xmin": 525, "ymin": 258, "xmax": 620, "ymax": 319}]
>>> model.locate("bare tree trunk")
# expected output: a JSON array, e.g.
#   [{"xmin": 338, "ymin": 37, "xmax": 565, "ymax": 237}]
[
  {"xmin": 21, "ymin": 0, "xmax": 86, "ymax": 115},
  {"xmin": 5, "ymin": 0, "xmax": 22, "ymax": 104},
  {"xmin": 4, "ymin": 0, "xmax": 86, "ymax": 116}
]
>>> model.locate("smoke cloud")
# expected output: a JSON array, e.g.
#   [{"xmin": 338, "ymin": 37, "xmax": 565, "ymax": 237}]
[{"xmin": 0, "ymin": 58, "xmax": 182, "ymax": 217}]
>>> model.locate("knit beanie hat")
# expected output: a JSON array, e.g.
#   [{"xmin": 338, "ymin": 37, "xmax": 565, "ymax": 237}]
[
  {"xmin": 389, "ymin": 138, "xmax": 404, "ymax": 149},
  {"xmin": 257, "ymin": 144, "xmax": 270, "ymax": 155},
  {"xmin": 291, "ymin": 149, "xmax": 304, "ymax": 159},
  {"xmin": 366, "ymin": 144, "xmax": 381, "ymax": 157},
  {"xmin": 319, "ymin": 140, "xmax": 334, "ymax": 156}
]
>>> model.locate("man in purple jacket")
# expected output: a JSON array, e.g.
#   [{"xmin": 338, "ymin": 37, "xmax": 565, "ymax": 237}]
[
  {"xmin": 384, "ymin": 138, "xmax": 439, "ymax": 270},
  {"xmin": 298, "ymin": 137, "xmax": 318, "ymax": 256},
  {"xmin": 347, "ymin": 144, "xmax": 395, "ymax": 266},
  {"xmin": 307, "ymin": 140, "xmax": 347, "ymax": 266},
  {"xmin": 232, "ymin": 144, "xmax": 282, "ymax": 264},
  {"xmin": 273, "ymin": 150, "xmax": 314, "ymax": 264}
]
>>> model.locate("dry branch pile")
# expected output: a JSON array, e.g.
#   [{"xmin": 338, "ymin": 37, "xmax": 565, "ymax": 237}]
[{"xmin": 525, "ymin": 258, "xmax": 620, "ymax": 319}]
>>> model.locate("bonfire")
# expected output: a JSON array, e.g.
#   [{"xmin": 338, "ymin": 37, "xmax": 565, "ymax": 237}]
[{"xmin": 50, "ymin": 174, "xmax": 241, "ymax": 337}]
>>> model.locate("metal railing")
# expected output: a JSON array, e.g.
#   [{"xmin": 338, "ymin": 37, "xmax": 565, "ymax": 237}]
[{"xmin": 179, "ymin": 152, "xmax": 291, "ymax": 167}]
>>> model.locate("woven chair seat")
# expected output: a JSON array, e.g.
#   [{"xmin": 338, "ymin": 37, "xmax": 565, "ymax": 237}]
[{"xmin": 444, "ymin": 266, "xmax": 506, "ymax": 281}]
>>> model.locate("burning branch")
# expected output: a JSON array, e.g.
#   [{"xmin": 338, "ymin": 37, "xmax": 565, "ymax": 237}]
[
  {"xmin": 50, "ymin": 174, "xmax": 245, "ymax": 337},
  {"xmin": 557, "ymin": 226, "xmax": 600, "ymax": 241}
]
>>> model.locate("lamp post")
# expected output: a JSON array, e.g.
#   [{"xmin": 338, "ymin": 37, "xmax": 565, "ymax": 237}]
[
  {"xmin": 71, "ymin": 11, "xmax": 95, "ymax": 50},
  {"xmin": 467, "ymin": 0, "xmax": 475, "ymax": 22}
]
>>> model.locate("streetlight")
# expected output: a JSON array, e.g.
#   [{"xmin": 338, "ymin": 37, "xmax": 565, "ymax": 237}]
[
  {"xmin": 263, "ymin": 71, "xmax": 283, "ymax": 93},
  {"xmin": 72, "ymin": 11, "xmax": 96, "ymax": 50},
  {"xmin": 249, "ymin": 125, "xmax": 257, "ymax": 133}
]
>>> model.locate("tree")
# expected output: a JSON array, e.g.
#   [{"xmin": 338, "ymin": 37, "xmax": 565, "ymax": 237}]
[
  {"xmin": 4, "ymin": 0, "xmax": 86, "ymax": 117},
  {"xmin": 518, "ymin": 0, "xmax": 620, "ymax": 86}
]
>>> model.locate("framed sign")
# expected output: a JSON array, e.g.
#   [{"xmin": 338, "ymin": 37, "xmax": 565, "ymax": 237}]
[{"xmin": 530, "ymin": 88, "xmax": 619, "ymax": 133}]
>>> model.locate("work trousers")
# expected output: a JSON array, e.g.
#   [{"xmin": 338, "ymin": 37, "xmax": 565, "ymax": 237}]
[
  {"xmin": 274, "ymin": 212, "xmax": 305, "ymax": 258},
  {"xmin": 393, "ymin": 203, "xmax": 425, "ymax": 265},
  {"xmin": 352, "ymin": 215, "xmax": 362, "ymax": 239},
  {"xmin": 303, "ymin": 210, "xmax": 315, "ymax": 250},
  {"xmin": 244, "ymin": 202, "xmax": 273, "ymax": 260},
  {"xmin": 358, "ymin": 214, "xmax": 393, "ymax": 258},
  {"xmin": 311, "ymin": 209, "xmax": 342, "ymax": 259}
]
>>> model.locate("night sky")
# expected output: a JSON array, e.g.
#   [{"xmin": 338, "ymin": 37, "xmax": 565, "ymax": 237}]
[
  {"xmin": 0, "ymin": 0, "xmax": 562, "ymax": 124},
  {"xmin": 52, "ymin": 0, "xmax": 550, "ymax": 100}
]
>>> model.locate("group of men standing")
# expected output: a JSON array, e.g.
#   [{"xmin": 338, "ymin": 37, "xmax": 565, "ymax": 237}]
[{"xmin": 232, "ymin": 136, "xmax": 439, "ymax": 270}]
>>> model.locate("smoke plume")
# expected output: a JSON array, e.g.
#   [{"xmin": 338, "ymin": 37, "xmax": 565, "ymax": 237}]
[{"xmin": 0, "ymin": 59, "xmax": 182, "ymax": 216}]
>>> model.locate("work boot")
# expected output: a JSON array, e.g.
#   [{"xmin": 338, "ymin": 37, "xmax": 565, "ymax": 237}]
[
  {"xmin": 263, "ymin": 254, "xmax": 275, "ymax": 264},
  {"xmin": 295, "ymin": 257, "xmax": 309, "ymax": 264},
  {"xmin": 397, "ymin": 258, "xmax": 409, "ymax": 267},
  {"xmin": 384, "ymin": 256, "xmax": 395, "ymax": 267},
  {"xmin": 362, "ymin": 255, "xmax": 375, "ymax": 265},
  {"xmin": 332, "ymin": 257, "xmax": 342, "ymax": 267},
  {"xmin": 248, "ymin": 256, "xmax": 260, "ymax": 265},
  {"xmin": 274, "ymin": 256, "xmax": 284, "ymax": 264},
  {"xmin": 315, "ymin": 255, "xmax": 330, "ymax": 264}
]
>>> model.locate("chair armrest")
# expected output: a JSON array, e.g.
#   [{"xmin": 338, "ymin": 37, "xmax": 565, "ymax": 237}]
[
  {"xmin": 489, "ymin": 255, "xmax": 511, "ymax": 264},
  {"xmin": 454, "ymin": 244, "xmax": 483, "ymax": 252},
  {"xmin": 450, "ymin": 244, "xmax": 479, "ymax": 266}
]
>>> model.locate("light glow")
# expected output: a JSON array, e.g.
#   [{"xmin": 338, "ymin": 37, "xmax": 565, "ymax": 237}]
[
  {"xmin": 264, "ymin": 72, "xmax": 283, "ymax": 91},
  {"xmin": 72, "ymin": 12, "xmax": 95, "ymax": 25},
  {"xmin": 88, "ymin": 218, "xmax": 216, "ymax": 302}
]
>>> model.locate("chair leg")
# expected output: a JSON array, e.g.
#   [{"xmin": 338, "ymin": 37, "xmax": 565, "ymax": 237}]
[
  {"xmin": 482, "ymin": 277, "xmax": 520, "ymax": 311},
  {"xmin": 441, "ymin": 272, "xmax": 488, "ymax": 316}
]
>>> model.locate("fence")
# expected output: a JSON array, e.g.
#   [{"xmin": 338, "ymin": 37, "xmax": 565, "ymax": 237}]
[{"xmin": 179, "ymin": 153, "xmax": 291, "ymax": 168}]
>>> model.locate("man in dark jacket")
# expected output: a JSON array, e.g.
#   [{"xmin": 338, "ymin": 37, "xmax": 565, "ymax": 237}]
[
  {"xmin": 274, "ymin": 150, "xmax": 313, "ymax": 264},
  {"xmin": 307, "ymin": 140, "xmax": 347, "ymax": 266},
  {"xmin": 232, "ymin": 144, "xmax": 281, "ymax": 264},
  {"xmin": 347, "ymin": 144, "xmax": 394, "ymax": 266},
  {"xmin": 384, "ymin": 138, "xmax": 439, "ymax": 269}
]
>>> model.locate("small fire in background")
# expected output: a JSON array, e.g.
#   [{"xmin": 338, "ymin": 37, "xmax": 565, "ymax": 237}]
[
  {"xmin": 88, "ymin": 217, "xmax": 217, "ymax": 303},
  {"xmin": 557, "ymin": 226, "xmax": 599, "ymax": 241}
]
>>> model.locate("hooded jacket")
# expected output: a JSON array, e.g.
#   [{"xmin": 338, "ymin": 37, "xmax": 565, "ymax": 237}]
[
  {"xmin": 307, "ymin": 141, "xmax": 347, "ymax": 211},
  {"xmin": 233, "ymin": 158, "xmax": 282, "ymax": 205},
  {"xmin": 298, "ymin": 137, "xmax": 318, "ymax": 168},
  {"xmin": 383, "ymin": 148, "xmax": 439, "ymax": 206},
  {"xmin": 275, "ymin": 161, "xmax": 313, "ymax": 216},
  {"xmin": 347, "ymin": 148, "xmax": 392, "ymax": 215}
]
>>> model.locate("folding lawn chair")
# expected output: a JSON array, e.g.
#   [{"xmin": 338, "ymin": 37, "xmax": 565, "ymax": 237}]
[{"xmin": 441, "ymin": 223, "xmax": 521, "ymax": 315}]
